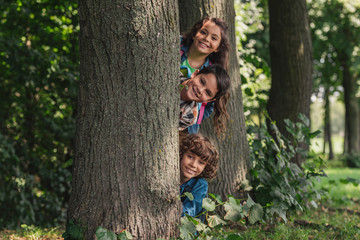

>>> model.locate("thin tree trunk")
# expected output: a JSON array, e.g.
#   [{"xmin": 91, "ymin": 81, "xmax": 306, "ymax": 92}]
[
  {"xmin": 323, "ymin": 88, "xmax": 334, "ymax": 159},
  {"xmin": 67, "ymin": 1, "xmax": 180, "ymax": 239},
  {"xmin": 179, "ymin": 0, "xmax": 250, "ymax": 200},
  {"xmin": 266, "ymin": 0, "xmax": 313, "ymax": 166}
]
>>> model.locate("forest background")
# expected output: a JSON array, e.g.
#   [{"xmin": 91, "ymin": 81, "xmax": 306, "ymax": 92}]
[{"xmin": 0, "ymin": 0, "xmax": 359, "ymax": 239}]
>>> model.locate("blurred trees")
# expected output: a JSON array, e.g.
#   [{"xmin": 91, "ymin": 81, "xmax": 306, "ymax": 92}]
[
  {"xmin": 0, "ymin": 0, "xmax": 78, "ymax": 228},
  {"xmin": 309, "ymin": 0, "xmax": 360, "ymax": 166}
]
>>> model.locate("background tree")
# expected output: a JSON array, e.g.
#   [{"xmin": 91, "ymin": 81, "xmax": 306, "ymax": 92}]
[
  {"xmin": 266, "ymin": 0, "xmax": 313, "ymax": 166},
  {"xmin": 178, "ymin": 0, "xmax": 251, "ymax": 199},
  {"xmin": 66, "ymin": 0, "xmax": 180, "ymax": 239}
]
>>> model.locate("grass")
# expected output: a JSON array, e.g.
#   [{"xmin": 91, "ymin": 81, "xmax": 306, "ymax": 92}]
[
  {"xmin": 235, "ymin": 205, "xmax": 360, "ymax": 239},
  {"xmin": 315, "ymin": 168, "xmax": 360, "ymax": 202},
  {"xmin": 0, "ymin": 225, "xmax": 64, "ymax": 240}
]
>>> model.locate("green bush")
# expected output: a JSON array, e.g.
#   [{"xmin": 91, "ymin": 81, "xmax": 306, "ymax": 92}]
[{"xmin": 248, "ymin": 113, "xmax": 324, "ymax": 222}]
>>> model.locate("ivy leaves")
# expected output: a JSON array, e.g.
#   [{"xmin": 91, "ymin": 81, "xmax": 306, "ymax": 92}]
[{"xmin": 178, "ymin": 194, "xmax": 264, "ymax": 239}]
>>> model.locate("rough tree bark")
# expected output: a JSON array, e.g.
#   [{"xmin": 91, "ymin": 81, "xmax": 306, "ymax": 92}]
[
  {"xmin": 67, "ymin": 1, "xmax": 180, "ymax": 239},
  {"xmin": 266, "ymin": 0, "xmax": 313, "ymax": 166},
  {"xmin": 178, "ymin": 0, "xmax": 250, "ymax": 200}
]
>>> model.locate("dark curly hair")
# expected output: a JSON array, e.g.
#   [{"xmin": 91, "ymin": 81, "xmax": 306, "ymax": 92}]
[
  {"xmin": 182, "ymin": 16, "xmax": 230, "ymax": 70},
  {"xmin": 179, "ymin": 134, "xmax": 219, "ymax": 180}
]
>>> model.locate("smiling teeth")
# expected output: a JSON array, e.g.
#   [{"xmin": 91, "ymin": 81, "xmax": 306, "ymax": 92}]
[{"xmin": 199, "ymin": 43, "xmax": 208, "ymax": 48}]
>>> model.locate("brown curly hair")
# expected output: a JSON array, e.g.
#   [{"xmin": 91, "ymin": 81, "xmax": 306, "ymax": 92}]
[
  {"xmin": 179, "ymin": 134, "xmax": 219, "ymax": 180},
  {"xmin": 182, "ymin": 16, "xmax": 230, "ymax": 70}
]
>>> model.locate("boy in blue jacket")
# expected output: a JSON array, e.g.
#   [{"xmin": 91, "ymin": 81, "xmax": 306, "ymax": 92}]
[{"xmin": 179, "ymin": 134, "xmax": 219, "ymax": 219}]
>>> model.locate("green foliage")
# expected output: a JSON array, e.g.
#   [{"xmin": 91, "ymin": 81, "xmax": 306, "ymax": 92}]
[
  {"xmin": 235, "ymin": 0, "xmax": 271, "ymax": 122},
  {"xmin": 341, "ymin": 153, "xmax": 360, "ymax": 168},
  {"xmin": 0, "ymin": 0, "xmax": 78, "ymax": 229},
  {"xmin": 178, "ymin": 194, "xmax": 263, "ymax": 239},
  {"xmin": 248, "ymin": 113, "xmax": 324, "ymax": 222},
  {"xmin": 96, "ymin": 227, "xmax": 117, "ymax": 240},
  {"xmin": 62, "ymin": 220, "xmax": 85, "ymax": 240},
  {"xmin": 95, "ymin": 227, "xmax": 133, "ymax": 240},
  {"xmin": 308, "ymin": 0, "xmax": 360, "ymax": 146}
]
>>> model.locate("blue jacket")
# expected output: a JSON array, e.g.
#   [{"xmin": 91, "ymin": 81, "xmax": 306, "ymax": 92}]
[
  {"xmin": 180, "ymin": 178, "xmax": 208, "ymax": 218},
  {"xmin": 180, "ymin": 37, "xmax": 214, "ymax": 134}
]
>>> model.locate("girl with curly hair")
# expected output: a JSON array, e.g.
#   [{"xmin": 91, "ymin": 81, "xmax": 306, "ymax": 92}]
[{"xmin": 179, "ymin": 134, "xmax": 219, "ymax": 219}]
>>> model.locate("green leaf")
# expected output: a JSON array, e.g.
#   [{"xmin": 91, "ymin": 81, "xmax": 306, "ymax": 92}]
[
  {"xmin": 252, "ymin": 139, "xmax": 262, "ymax": 151},
  {"xmin": 194, "ymin": 220, "xmax": 209, "ymax": 233},
  {"xmin": 226, "ymin": 234, "xmax": 243, "ymax": 240},
  {"xmin": 245, "ymin": 87, "xmax": 254, "ymax": 97},
  {"xmin": 270, "ymin": 139, "xmax": 280, "ymax": 152},
  {"xmin": 117, "ymin": 230, "xmax": 133, "ymax": 240},
  {"xmin": 240, "ymin": 179, "xmax": 253, "ymax": 191},
  {"xmin": 96, "ymin": 226, "xmax": 117, "ymax": 240},
  {"xmin": 246, "ymin": 194, "xmax": 256, "ymax": 207},
  {"xmin": 179, "ymin": 217, "xmax": 197, "ymax": 240},
  {"xmin": 224, "ymin": 197, "xmax": 242, "ymax": 212},
  {"xmin": 208, "ymin": 193, "xmax": 223, "ymax": 204},
  {"xmin": 184, "ymin": 192, "xmax": 194, "ymax": 201},
  {"xmin": 248, "ymin": 204, "xmax": 263, "ymax": 224},
  {"xmin": 284, "ymin": 119, "xmax": 295, "ymax": 129},
  {"xmin": 298, "ymin": 113, "xmax": 310, "ymax": 127},
  {"xmin": 308, "ymin": 130, "xmax": 321, "ymax": 139},
  {"xmin": 310, "ymin": 200, "xmax": 318, "ymax": 209},
  {"xmin": 67, "ymin": 222, "xmax": 83, "ymax": 239},
  {"xmin": 207, "ymin": 215, "xmax": 226, "ymax": 228},
  {"xmin": 224, "ymin": 210, "xmax": 243, "ymax": 222},
  {"xmin": 202, "ymin": 198, "xmax": 216, "ymax": 212}
]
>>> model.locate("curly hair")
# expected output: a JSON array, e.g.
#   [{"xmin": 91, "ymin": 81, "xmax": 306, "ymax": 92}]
[
  {"xmin": 182, "ymin": 17, "xmax": 230, "ymax": 70},
  {"xmin": 179, "ymin": 134, "xmax": 219, "ymax": 180}
]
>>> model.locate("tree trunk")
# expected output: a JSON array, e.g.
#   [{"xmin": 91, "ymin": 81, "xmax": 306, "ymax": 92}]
[
  {"xmin": 67, "ymin": 1, "xmax": 180, "ymax": 239},
  {"xmin": 266, "ymin": 0, "xmax": 313, "ymax": 166},
  {"xmin": 341, "ymin": 57, "xmax": 360, "ymax": 166},
  {"xmin": 178, "ymin": 0, "xmax": 250, "ymax": 200},
  {"xmin": 323, "ymin": 88, "xmax": 334, "ymax": 159}
]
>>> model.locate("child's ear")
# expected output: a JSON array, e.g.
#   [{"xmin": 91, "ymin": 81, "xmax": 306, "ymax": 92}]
[{"xmin": 191, "ymin": 69, "xmax": 200, "ymax": 78}]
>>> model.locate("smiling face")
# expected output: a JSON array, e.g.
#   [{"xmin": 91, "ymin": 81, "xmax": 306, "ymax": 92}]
[
  {"xmin": 180, "ymin": 151, "xmax": 207, "ymax": 184},
  {"xmin": 180, "ymin": 72, "xmax": 218, "ymax": 103},
  {"xmin": 192, "ymin": 20, "xmax": 222, "ymax": 55}
]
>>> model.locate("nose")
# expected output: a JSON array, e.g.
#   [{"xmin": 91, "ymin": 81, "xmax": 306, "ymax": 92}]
[
  {"xmin": 198, "ymin": 86, "xmax": 205, "ymax": 96},
  {"xmin": 205, "ymin": 34, "xmax": 211, "ymax": 43},
  {"xmin": 189, "ymin": 160, "xmax": 197, "ymax": 168}
]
